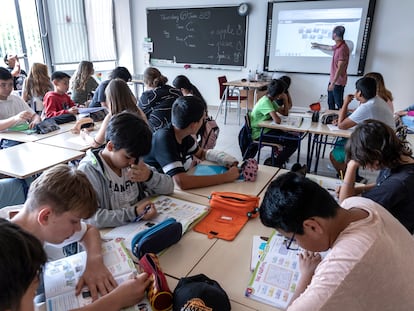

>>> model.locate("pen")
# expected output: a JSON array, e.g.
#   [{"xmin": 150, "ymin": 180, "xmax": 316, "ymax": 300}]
[
  {"xmin": 339, "ymin": 170, "xmax": 344, "ymax": 181},
  {"xmin": 133, "ymin": 204, "xmax": 151, "ymax": 222}
]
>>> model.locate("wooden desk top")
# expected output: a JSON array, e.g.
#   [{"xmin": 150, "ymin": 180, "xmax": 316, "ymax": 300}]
[
  {"xmin": 183, "ymin": 164, "xmax": 279, "ymax": 198},
  {"xmin": 224, "ymin": 79, "xmax": 270, "ymax": 89},
  {"xmin": 189, "ymin": 216, "xmax": 278, "ymax": 311},
  {"xmin": 307, "ymin": 122, "xmax": 352, "ymax": 138},
  {"xmin": 0, "ymin": 142, "xmax": 84, "ymax": 178},
  {"xmin": 0, "ymin": 121, "xmax": 76, "ymax": 143},
  {"xmin": 258, "ymin": 117, "xmax": 312, "ymax": 133},
  {"xmin": 36, "ymin": 122, "xmax": 102, "ymax": 151}
]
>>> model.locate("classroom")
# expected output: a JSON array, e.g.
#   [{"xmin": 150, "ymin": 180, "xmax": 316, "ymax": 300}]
[{"xmin": 1, "ymin": 1, "xmax": 414, "ymax": 311}]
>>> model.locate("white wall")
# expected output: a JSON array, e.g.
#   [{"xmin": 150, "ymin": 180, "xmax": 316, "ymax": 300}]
[{"xmin": 123, "ymin": 0, "xmax": 414, "ymax": 111}]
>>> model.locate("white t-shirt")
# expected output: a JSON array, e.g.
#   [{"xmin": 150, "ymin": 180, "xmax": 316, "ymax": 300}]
[
  {"xmin": 0, "ymin": 94, "xmax": 35, "ymax": 124},
  {"xmin": 288, "ymin": 197, "xmax": 414, "ymax": 311},
  {"xmin": 349, "ymin": 96, "xmax": 395, "ymax": 129}
]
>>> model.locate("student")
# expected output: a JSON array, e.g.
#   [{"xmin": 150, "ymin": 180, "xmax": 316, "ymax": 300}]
[
  {"xmin": 145, "ymin": 96, "xmax": 240, "ymax": 190},
  {"xmin": 330, "ymin": 76, "xmax": 395, "ymax": 177},
  {"xmin": 81, "ymin": 78, "xmax": 147, "ymax": 148},
  {"xmin": 338, "ymin": 120, "xmax": 414, "ymax": 233},
  {"xmin": 364, "ymin": 71, "xmax": 394, "ymax": 112},
  {"xmin": 138, "ymin": 67, "xmax": 181, "ymax": 131},
  {"xmin": 43, "ymin": 71, "xmax": 78, "ymax": 121},
  {"xmin": 260, "ymin": 172, "xmax": 414, "ymax": 311},
  {"xmin": 0, "ymin": 67, "xmax": 40, "ymax": 143},
  {"xmin": 3, "ymin": 53, "xmax": 27, "ymax": 91},
  {"xmin": 78, "ymin": 112, "xmax": 173, "ymax": 228},
  {"xmin": 70, "ymin": 61, "xmax": 99, "ymax": 106},
  {"xmin": 22, "ymin": 62, "xmax": 53, "ymax": 113},
  {"xmin": 249, "ymin": 79, "xmax": 298, "ymax": 168},
  {"xmin": 0, "ymin": 219, "xmax": 150, "ymax": 311},
  {"xmin": 11, "ymin": 164, "xmax": 133, "ymax": 301},
  {"xmin": 172, "ymin": 74, "xmax": 207, "ymax": 112},
  {"xmin": 89, "ymin": 66, "xmax": 132, "ymax": 108}
]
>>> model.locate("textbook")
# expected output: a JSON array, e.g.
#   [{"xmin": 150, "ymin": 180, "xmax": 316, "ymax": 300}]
[
  {"xmin": 103, "ymin": 195, "xmax": 209, "ymax": 249},
  {"xmin": 250, "ymin": 235, "xmax": 269, "ymax": 271},
  {"xmin": 246, "ymin": 231, "xmax": 301, "ymax": 309},
  {"xmin": 44, "ymin": 238, "xmax": 152, "ymax": 311},
  {"xmin": 281, "ymin": 115, "xmax": 304, "ymax": 128}
]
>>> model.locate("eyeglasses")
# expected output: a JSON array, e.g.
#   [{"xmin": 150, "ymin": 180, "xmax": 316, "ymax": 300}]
[
  {"xmin": 285, "ymin": 232, "xmax": 299, "ymax": 251},
  {"xmin": 0, "ymin": 82, "xmax": 13, "ymax": 88}
]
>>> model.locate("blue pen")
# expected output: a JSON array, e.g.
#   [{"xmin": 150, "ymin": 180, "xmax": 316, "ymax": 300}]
[{"xmin": 133, "ymin": 204, "xmax": 151, "ymax": 222}]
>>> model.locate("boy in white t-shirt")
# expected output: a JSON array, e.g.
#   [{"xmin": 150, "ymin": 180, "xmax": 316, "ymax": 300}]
[{"xmin": 260, "ymin": 172, "xmax": 414, "ymax": 311}]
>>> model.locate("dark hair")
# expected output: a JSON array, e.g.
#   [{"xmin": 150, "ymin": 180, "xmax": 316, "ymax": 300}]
[
  {"xmin": 0, "ymin": 219, "xmax": 47, "ymax": 311},
  {"xmin": 172, "ymin": 96, "xmax": 205, "ymax": 129},
  {"xmin": 3, "ymin": 55, "xmax": 8, "ymax": 64},
  {"xmin": 355, "ymin": 76, "xmax": 377, "ymax": 100},
  {"xmin": 105, "ymin": 112, "xmax": 152, "ymax": 159},
  {"xmin": 51, "ymin": 71, "xmax": 71, "ymax": 81},
  {"xmin": 346, "ymin": 119, "xmax": 412, "ymax": 169},
  {"xmin": 267, "ymin": 79, "xmax": 286, "ymax": 98},
  {"xmin": 333, "ymin": 25, "xmax": 345, "ymax": 39},
  {"xmin": 0, "ymin": 67, "xmax": 12, "ymax": 80},
  {"xmin": 172, "ymin": 75, "xmax": 208, "ymax": 110},
  {"xmin": 279, "ymin": 75, "xmax": 291, "ymax": 91},
  {"xmin": 260, "ymin": 172, "xmax": 339, "ymax": 234},
  {"xmin": 109, "ymin": 66, "xmax": 132, "ymax": 82}
]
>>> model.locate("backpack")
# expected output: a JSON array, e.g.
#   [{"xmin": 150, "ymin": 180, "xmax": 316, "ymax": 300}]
[
  {"xmin": 199, "ymin": 116, "xmax": 219, "ymax": 150},
  {"xmin": 238, "ymin": 123, "xmax": 258, "ymax": 160}
]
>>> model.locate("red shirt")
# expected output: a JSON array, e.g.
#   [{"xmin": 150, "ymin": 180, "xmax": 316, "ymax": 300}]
[
  {"xmin": 43, "ymin": 91, "xmax": 76, "ymax": 118},
  {"xmin": 330, "ymin": 41, "xmax": 350, "ymax": 86}
]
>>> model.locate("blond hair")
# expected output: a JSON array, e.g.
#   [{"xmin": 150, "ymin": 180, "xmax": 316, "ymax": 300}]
[
  {"xmin": 22, "ymin": 62, "xmax": 51, "ymax": 101},
  {"xmin": 364, "ymin": 72, "xmax": 393, "ymax": 102},
  {"xmin": 25, "ymin": 164, "xmax": 97, "ymax": 218}
]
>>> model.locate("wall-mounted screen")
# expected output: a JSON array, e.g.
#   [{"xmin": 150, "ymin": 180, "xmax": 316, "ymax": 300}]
[{"xmin": 264, "ymin": 0, "xmax": 376, "ymax": 75}]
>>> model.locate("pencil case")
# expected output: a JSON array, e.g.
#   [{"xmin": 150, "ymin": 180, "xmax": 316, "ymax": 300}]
[
  {"xmin": 193, "ymin": 192, "xmax": 260, "ymax": 241},
  {"xmin": 131, "ymin": 218, "xmax": 183, "ymax": 259}
]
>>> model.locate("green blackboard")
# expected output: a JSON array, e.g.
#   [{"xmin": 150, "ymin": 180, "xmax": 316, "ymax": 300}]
[{"xmin": 147, "ymin": 6, "xmax": 247, "ymax": 67}]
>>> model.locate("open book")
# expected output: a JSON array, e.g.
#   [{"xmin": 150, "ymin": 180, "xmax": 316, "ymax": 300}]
[
  {"xmin": 103, "ymin": 195, "xmax": 209, "ymax": 250},
  {"xmin": 246, "ymin": 231, "xmax": 301, "ymax": 309},
  {"xmin": 280, "ymin": 115, "xmax": 304, "ymax": 128},
  {"xmin": 44, "ymin": 238, "xmax": 151, "ymax": 311}
]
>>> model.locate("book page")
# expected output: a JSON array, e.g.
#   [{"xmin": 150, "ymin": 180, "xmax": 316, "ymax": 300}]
[
  {"xmin": 250, "ymin": 236, "xmax": 269, "ymax": 271},
  {"xmin": 246, "ymin": 231, "xmax": 300, "ymax": 309},
  {"xmin": 104, "ymin": 195, "xmax": 209, "ymax": 248},
  {"xmin": 44, "ymin": 239, "xmax": 138, "ymax": 310}
]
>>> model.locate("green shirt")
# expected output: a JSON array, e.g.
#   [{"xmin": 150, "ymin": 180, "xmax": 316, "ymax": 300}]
[{"xmin": 250, "ymin": 95, "xmax": 279, "ymax": 140}]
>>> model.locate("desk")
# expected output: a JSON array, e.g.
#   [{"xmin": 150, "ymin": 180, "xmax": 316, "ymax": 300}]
[
  {"xmin": 0, "ymin": 121, "xmax": 76, "ymax": 143},
  {"xmin": 0, "ymin": 142, "xmax": 84, "ymax": 178},
  {"xmin": 36, "ymin": 122, "xmax": 102, "ymax": 151},
  {"xmin": 307, "ymin": 122, "xmax": 353, "ymax": 173},
  {"xmin": 258, "ymin": 117, "xmax": 311, "ymax": 163},
  {"xmin": 183, "ymin": 164, "xmax": 279, "ymax": 198},
  {"xmin": 218, "ymin": 79, "xmax": 270, "ymax": 124}
]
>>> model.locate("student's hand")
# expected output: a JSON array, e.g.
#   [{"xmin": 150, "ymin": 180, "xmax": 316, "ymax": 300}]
[
  {"xmin": 29, "ymin": 113, "xmax": 41, "ymax": 129},
  {"xmin": 107, "ymin": 273, "xmax": 151, "ymax": 309},
  {"xmin": 298, "ymin": 250, "xmax": 322, "ymax": 278},
  {"xmin": 68, "ymin": 107, "xmax": 79, "ymax": 115},
  {"xmin": 343, "ymin": 94, "xmax": 354, "ymax": 106},
  {"xmin": 128, "ymin": 160, "xmax": 152, "ymax": 182},
  {"xmin": 15, "ymin": 110, "xmax": 34, "ymax": 123},
  {"xmin": 76, "ymin": 258, "xmax": 118, "ymax": 301},
  {"xmin": 225, "ymin": 166, "xmax": 241, "ymax": 182},
  {"xmin": 135, "ymin": 201, "xmax": 157, "ymax": 221}
]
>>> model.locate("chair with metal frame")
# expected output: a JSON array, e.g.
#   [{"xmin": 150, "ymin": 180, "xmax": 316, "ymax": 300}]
[{"xmin": 216, "ymin": 76, "xmax": 247, "ymax": 125}]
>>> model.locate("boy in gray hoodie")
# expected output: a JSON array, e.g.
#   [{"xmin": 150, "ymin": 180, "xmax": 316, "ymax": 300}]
[{"xmin": 78, "ymin": 112, "xmax": 174, "ymax": 228}]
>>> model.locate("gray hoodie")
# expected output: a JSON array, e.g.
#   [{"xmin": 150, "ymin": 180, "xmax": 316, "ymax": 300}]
[{"xmin": 78, "ymin": 148, "xmax": 174, "ymax": 228}]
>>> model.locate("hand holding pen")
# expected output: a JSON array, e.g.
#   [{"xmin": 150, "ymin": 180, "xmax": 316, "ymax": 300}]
[{"xmin": 134, "ymin": 202, "xmax": 157, "ymax": 222}]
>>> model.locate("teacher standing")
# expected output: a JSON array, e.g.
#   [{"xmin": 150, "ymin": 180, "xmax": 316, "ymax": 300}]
[{"xmin": 312, "ymin": 26, "xmax": 349, "ymax": 110}]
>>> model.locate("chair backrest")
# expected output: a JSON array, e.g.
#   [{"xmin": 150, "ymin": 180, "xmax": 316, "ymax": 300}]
[{"xmin": 218, "ymin": 76, "xmax": 228, "ymax": 99}]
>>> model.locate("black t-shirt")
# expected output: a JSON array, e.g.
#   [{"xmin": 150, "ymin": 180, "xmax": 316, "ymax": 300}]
[
  {"xmin": 7, "ymin": 67, "xmax": 27, "ymax": 91},
  {"xmin": 89, "ymin": 80, "xmax": 110, "ymax": 107},
  {"xmin": 144, "ymin": 124, "xmax": 198, "ymax": 176},
  {"xmin": 362, "ymin": 163, "xmax": 414, "ymax": 233}
]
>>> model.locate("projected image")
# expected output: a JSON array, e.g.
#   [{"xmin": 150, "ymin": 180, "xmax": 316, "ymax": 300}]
[{"xmin": 274, "ymin": 8, "xmax": 362, "ymax": 57}]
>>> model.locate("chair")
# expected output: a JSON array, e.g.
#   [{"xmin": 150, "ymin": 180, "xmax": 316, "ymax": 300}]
[
  {"xmin": 240, "ymin": 113, "xmax": 281, "ymax": 165},
  {"xmin": 216, "ymin": 76, "xmax": 247, "ymax": 125}
]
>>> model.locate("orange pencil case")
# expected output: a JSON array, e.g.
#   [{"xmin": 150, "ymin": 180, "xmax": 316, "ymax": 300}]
[{"xmin": 193, "ymin": 192, "xmax": 260, "ymax": 241}]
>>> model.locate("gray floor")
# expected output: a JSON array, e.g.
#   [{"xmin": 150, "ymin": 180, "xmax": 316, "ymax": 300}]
[{"xmin": 209, "ymin": 106, "xmax": 379, "ymax": 183}]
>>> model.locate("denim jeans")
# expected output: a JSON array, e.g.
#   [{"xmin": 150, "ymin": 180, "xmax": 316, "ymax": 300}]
[{"xmin": 327, "ymin": 84, "xmax": 345, "ymax": 110}]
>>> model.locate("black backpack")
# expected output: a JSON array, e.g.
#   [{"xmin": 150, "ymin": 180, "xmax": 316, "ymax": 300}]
[{"xmin": 238, "ymin": 122, "xmax": 258, "ymax": 160}]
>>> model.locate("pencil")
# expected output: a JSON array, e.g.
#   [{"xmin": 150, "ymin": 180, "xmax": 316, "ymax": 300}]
[{"xmin": 339, "ymin": 170, "xmax": 344, "ymax": 180}]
